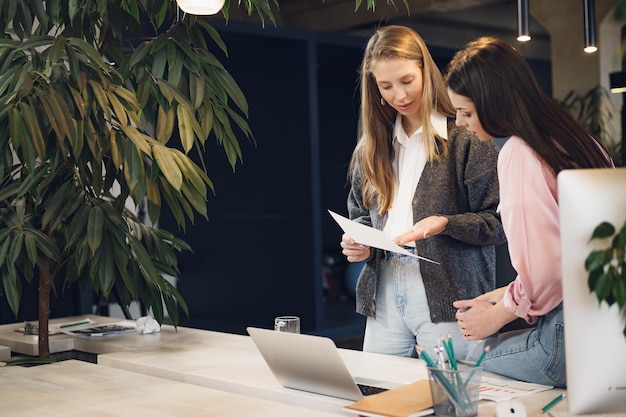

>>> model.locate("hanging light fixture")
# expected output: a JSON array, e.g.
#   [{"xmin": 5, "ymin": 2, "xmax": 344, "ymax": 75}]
[
  {"xmin": 517, "ymin": 0, "xmax": 531, "ymax": 42},
  {"xmin": 176, "ymin": 0, "xmax": 225, "ymax": 15},
  {"xmin": 583, "ymin": 0, "xmax": 597, "ymax": 53}
]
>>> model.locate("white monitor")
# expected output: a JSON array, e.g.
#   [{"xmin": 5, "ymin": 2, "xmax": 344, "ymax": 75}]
[{"xmin": 558, "ymin": 167, "xmax": 626, "ymax": 414}]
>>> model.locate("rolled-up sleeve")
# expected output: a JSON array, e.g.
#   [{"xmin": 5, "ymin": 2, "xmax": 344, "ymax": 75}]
[{"xmin": 498, "ymin": 137, "xmax": 562, "ymax": 323}]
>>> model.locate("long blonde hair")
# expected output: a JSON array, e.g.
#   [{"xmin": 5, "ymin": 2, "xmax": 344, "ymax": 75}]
[{"xmin": 350, "ymin": 25, "xmax": 454, "ymax": 214}]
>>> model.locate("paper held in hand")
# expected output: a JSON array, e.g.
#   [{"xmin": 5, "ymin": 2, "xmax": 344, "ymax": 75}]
[{"xmin": 328, "ymin": 210, "xmax": 439, "ymax": 264}]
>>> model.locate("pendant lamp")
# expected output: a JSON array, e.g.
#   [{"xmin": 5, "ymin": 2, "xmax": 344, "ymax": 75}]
[
  {"xmin": 176, "ymin": 0, "xmax": 225, "ymax": 15},
  {"xmin": 517, "ymin": 0, "xmax": 531, "ymax": 42},
  {"xmin": 583, "ymin": 0, "xmax": 598, "ymax": 53}
]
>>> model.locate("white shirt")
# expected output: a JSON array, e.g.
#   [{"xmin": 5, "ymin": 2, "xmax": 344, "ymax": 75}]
[{"xmin": 383, "ymin": 113, "xmax": 448, "ymax": 246}]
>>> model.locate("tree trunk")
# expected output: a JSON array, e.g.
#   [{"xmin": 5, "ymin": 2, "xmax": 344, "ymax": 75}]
[{"xmin": 38, "ymin": 268, "xmax": 52, "ymax": 358}]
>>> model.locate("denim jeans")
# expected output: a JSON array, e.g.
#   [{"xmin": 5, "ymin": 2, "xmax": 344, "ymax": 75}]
[
  {"xmin": 478, "ymin": 303, "xmax": 566, "ymax": 388},
  {"xmin": 362, "ymin": 250, "xmax": 469, "ymax": 360}
]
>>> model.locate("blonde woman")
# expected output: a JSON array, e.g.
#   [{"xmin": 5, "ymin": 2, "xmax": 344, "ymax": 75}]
[{"xmin": 340, "ymin": 26, "xmax": 506, "ymax": 359}]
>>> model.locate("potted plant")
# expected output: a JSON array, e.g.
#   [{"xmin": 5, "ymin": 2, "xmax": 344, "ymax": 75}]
[
  {"xmin": 0, "ymin": 0, "xmax": 276, "ymax": 358},
  {"xmin": 558, "ymin": 85, "xmax": 624, "ymax": 167},
  {"xmin": 585, "ymin": 220, "xmax": 626, "ymax": 336}
]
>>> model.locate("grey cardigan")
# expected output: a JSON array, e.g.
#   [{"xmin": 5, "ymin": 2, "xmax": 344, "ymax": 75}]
[{"xmin": 347, "ymin": 121, "xmax": 506, "ymax": 323}]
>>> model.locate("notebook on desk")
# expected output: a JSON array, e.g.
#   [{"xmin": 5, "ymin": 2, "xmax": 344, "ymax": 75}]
[{"xmin": 246, "ymin": 327, "xmax": 404, "ymax": 401}]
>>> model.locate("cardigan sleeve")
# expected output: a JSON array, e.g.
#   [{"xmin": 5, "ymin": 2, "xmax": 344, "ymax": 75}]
[
  {"xmin": 498, "ymin": 136, "xmax": 562, "ymax": 323},
  {"xmin": 439, "ymin": 126, "xmax": 507, "ymax": 247},
  {"xmin": 347, "ymin": 159, "xmax": 373, "ymax": 227}
]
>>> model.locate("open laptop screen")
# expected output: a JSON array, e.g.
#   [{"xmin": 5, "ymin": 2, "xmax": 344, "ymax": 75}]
[{"xmin": 246, "ymin": 327, "xmax": 398, "ymax": 401}]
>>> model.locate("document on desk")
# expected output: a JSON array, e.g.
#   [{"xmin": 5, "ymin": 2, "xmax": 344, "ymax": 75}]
[
  {"xmin": 328, "ymin": 210, "xmax": 439, "ymax": 264},
  {"xmin": 479, "ymin": 376, "xmax": 553, "ymax": 401},
  {"xmin": 60, "ymin": 321, "xmax": 137, "ymax": 338}
]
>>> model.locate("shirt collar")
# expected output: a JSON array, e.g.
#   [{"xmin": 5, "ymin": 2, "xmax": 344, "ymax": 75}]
[
  {"xmin": 393, "ymin": 113, "xmax": 448, "ymax": 147},
  {"xmin": 432, "ymin": 112, "xmax": 448, "ymax": 140}
]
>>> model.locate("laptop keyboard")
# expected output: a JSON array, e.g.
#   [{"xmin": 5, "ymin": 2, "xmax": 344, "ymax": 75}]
[{"xmin": 357, "ymin": 383, "xmax": 388, "ymax": 396}]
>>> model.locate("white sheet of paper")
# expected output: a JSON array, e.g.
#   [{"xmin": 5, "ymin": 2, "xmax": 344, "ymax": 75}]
[
  {"xmin": 328, "ymin": 210, "xmax": 439, "ymax": 264},
  {"xmin": 479, "ymin": 376, "xmax": 553, "ymax": 401}
]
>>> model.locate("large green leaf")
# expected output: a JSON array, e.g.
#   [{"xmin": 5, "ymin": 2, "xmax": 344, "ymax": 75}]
[
  {"xmin": 87, "ymin": 205, "xmax": 104, "ymax": 253},
  {"xmin": 2, "ymin": 272, "xmax": 21, "ymax": 317},
  {"xmin": 123, "ymin": 139, "xmax": 145, "ymax": 197},
  {"xmin": 0, "ymin": 182, "xmax": 19, "ymax": 202},
  {"xmin": 0, "ymin": 233, "xmax": 12, "ymax": 269},
  {"xmin": 153, "ymin": 144, "xmax": 182, "ymax": 190},
  {"xmin": 19, "ymin": 101, "xmax": 46, "ymax": 161},
  {"xmin": 591, "ymin": 221, "xmax": 616, "ymax": 240}
]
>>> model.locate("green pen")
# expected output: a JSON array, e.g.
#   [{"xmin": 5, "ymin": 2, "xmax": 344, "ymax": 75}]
[
  {"xmin": 60, "ymin": 320, "xmax": 90, "ymax": 329},
  {"xmin": 539, "ymin": 393, "xmax": 565, "ymax": 414},
  {"xmin": 460, "ymin": 346, "xmax": 490, "ymax": 392},
  {"xmin": 416, "ymin": 346, "xmax": 438, "ymax": 368},
  {"xmin": 419, "ymin": 346, "xmax": 467, "ymax": 408},
  {"xmin": 474, "ymin": 345, "xmax": 490, "ymax": 367},
  {"xmin": 442, "ymin": 336, "xmax": 457, "ymax": 370}
]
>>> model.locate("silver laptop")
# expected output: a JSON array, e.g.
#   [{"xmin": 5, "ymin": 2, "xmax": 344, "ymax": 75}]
[
  {"xmin": 558, "ymin": 167, "xmax": 626, "ymax": 413},
  {"xmin": 246, "ymin": 326, "xmax": 400, "ymax": 401}
]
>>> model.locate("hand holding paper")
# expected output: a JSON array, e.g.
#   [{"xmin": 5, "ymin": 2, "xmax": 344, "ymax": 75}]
[{"xmin": 328, "ymin": 210, "xmax": 439, "ymax": 264}]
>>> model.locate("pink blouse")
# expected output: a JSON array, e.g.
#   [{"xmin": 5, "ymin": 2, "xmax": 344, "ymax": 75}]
[{"xmin": 498, "ymin": 136, "xmax": 562, "ymax": 323}]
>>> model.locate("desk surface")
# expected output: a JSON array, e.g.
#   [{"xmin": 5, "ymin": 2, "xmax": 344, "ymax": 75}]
[
  {"xmin": 95, "ymin": 333, "xmax": 568, "ymax": 416},
  {"xmin": 0, "ymin": 315, "xmax": 569, "ymax": 416},
  {"xmin": 0, "ymin": 359, "xmax": 348, "ymax": 417}
]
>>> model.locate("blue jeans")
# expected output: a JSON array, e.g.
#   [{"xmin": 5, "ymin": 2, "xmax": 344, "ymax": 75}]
[
  {"xmin": 477, "ymin": 303, "xmax": 566, "ymax": 388},
  {"xmin": 362, "ymin": 250, "xmax": 469, "ymax": 360}
]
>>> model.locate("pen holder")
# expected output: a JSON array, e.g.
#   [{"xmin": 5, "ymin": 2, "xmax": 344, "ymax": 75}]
[{"xmin": 427, "ymin": 365, "xmax": 482, "ymax": 417}]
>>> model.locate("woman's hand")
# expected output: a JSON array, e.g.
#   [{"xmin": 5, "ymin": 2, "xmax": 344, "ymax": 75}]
[
  {"xmin": 394, "ymin": 215, "xmax": 448, "ymax": 245},
  {"xmin": 453, "ymin": 298, "xmax": 517, "ymax": 341},
  {"xmin": 341, "ymin": 234, "xmax": 370, "ymax": 262}
]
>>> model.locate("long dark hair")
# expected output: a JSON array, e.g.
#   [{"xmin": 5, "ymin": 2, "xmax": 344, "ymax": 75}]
[{"xmin": 445, "ymin": 36, "xmax": 612, "ymax": 174}]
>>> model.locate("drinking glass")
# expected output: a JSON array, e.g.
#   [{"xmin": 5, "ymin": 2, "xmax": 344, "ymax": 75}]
[{"xmin": 274, "ymin": 316, "xmax": 300, "ymax": 333}]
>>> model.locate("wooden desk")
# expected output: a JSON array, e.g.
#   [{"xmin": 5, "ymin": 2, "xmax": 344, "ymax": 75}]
[
  {"xmin": 96, "ymin": 337, "xmax": 569, "ymax": 416},
  {"xmin": 0, "ymin": 315, "xmax": 570, "ymax": 416},
  {"xmin": 0, "ymin": 359, "xmax": 347, "ymax": 417},
  {"xmin": 92, "ymin": 322, "xmax": 426, "ymax": 414}
]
